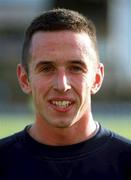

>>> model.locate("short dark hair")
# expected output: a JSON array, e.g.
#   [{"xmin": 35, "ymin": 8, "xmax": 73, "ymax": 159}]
[{"xmin": 22, "ymin": 8, "xmax": 98, "ymax": 73}]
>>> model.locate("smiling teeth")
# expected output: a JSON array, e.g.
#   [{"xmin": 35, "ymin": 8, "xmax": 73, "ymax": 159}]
[{"xmin": 52, "ymin": 101, "xmax": 71, "ymax": 108}]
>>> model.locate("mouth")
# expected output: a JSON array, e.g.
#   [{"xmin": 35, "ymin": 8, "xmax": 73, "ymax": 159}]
[{"xmin": 49, "ymin": 99, "xmax": 74, "ymax": 112}]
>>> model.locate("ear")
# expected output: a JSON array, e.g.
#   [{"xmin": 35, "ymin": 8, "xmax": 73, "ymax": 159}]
[
  {"xmin": 91, "ymin": 63, "xmax": 104, "ymax": 94},
  {"xmin": 17, "ymin": 64, "xmax": 31, "ymax": 94}
]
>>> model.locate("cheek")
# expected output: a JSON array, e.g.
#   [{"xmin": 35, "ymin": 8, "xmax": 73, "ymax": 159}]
[
  {"xmin": 75, "ymin": 74, "xmax": 92, "ymax": 89},
  {"xmin": 72, "ymin": 76, "xmax": 90, "ymax": 99},
  {"xmin": 31, "ymin": 75, "xmax": 51, "ymax": 90},
  {"xmin": 30, "ymin": 77, "xmax": 50, "ymax": 102}
]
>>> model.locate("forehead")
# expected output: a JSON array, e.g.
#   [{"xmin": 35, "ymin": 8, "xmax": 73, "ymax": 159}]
[
  {"xmin": 30, "ymin": 31, "xmax": 92, "ymax": 49},
  {"xmin": 29, "ymin": 31, "xmax": 97, "ymax": 64}
]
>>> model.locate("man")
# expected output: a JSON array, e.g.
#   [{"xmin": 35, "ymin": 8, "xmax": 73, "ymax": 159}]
[{"xmin": 0, "ymin": 8, "xmax": 131, "ymax": 179}]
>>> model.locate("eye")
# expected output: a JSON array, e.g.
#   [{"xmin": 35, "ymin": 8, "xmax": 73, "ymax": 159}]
[
  {"xmin": 39, "ymin": 65, "xmax": 55, "ymax": 73},
  {"xmin": 69, "ymin": 65, "xmax": 84, "ymax": 73}
]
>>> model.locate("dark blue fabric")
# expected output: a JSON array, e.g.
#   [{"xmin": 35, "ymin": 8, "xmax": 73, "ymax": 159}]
[{"xmin": 0, "ymin": 124, "xmax": 131, "ymax": 180}]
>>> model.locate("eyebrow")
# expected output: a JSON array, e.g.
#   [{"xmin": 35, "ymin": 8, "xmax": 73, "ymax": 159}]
[
  {"xmin": 35, "ymin": 61, "xmax": 54, "ymax": 70},
  {"xmin": 34, "ymin": 60, "xmax": 87, "ymax": 70},
  {"xmin": 69, "ymin": 60, "xmax": 87, "ymax": 68}
]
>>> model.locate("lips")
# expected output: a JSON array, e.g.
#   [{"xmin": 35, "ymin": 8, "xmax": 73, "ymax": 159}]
[
  {"xmin": 49, "ymin": 98, "xmax": 74, "ymax": 112},
  {"xmin": 52, "ymin": 100, "xmax": 71, "ymax": 108}
]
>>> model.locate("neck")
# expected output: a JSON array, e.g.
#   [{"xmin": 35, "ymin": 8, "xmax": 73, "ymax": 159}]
[{"xmin": 28, "ymin": 114, "xmax": 97, "ymax": 146}]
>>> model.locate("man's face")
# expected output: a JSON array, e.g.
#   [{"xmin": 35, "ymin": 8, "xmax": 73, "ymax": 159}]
[{"xmin": 18, "ymin": 31, "xmax": 103, "ymax": 128}]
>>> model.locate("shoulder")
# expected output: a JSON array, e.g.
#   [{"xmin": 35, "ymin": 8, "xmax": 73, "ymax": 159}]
[
  {"xmin": 98, "ymin": 125, "xmax": 131, "ymax": 148},
  {"xmin": 108, "ymin": 131, "xmax": 131, "ymax": 169},
  {"xmin": 98, "ymin": 126, "xmax": 131, "ymax": 168},
  {"xmin": 98, "ymin": 124, "xmax": 131, "ymax": 147},
  {"xmin": 97, "ymin": 125, "xmax": 131, "ymax": 155},
  {"xmin": 0, "ymin": 129, "xmax": 26, "ymax": 153},
  {"xmin": 109, "ymin": 130, "xmax": 131, "ymax": 148}
]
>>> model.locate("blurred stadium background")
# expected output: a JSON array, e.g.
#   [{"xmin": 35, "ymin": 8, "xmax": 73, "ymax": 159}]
[{"xmin": 0, "ymin": 0, "xmax": 131, "ymax": 138}]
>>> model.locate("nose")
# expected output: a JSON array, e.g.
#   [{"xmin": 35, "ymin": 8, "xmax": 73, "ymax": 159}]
[{"xmin": 53, "ymin": 69, "xmax": 71, "ymax": 92}]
